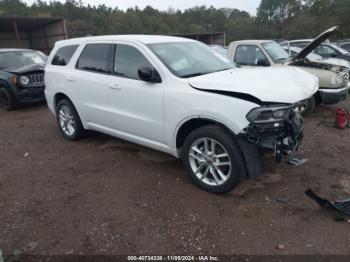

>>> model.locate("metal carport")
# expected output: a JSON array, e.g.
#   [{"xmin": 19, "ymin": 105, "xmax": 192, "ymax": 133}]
[{"xmin": 0, "ymin": 16, "xmax": 68, "ymax": 54}]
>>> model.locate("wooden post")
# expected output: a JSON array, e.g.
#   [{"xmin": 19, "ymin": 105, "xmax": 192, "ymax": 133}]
[
  {"xmin": 61, "ymin": 20, "xmax": 68, "ymax": 39},
  {"xmin": 13, "ymin": 19, "xmax": 21, "ymax": 48},
  {"xmin": 42, "ymin": 27, "xmax": 50, "ymax": 52},
  {"xmin": 28, "ymin": 31, "xmax": 33, "ymax": 49}
]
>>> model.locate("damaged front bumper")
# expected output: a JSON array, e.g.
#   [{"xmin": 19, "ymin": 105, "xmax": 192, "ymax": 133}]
[
  {"xmin": 319, "ymin": 86, "xmax": 349, "ymax": 105},
  {"xmin": 237, "ymin": 105, "xmax": 304, "ymax": 178},
  {"xmin": 14, "ymin": 85, "xmax": 46, "ymax": 104}
]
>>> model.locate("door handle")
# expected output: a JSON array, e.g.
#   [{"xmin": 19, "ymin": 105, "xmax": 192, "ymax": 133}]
[
  {"xmin": 66, "ymin": 76, "xmax": 76, "ymax": 82},
  {"xmin": 109, "ymin": 84, "xmax": 121, "ymax": 90}
]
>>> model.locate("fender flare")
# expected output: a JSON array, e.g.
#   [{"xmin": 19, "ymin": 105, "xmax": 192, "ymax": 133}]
[{"xmin": 174, "ymin": 115, "xmax": 263, "ymax": 179}]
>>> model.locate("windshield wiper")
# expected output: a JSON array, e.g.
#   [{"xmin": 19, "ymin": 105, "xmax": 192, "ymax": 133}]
[
  {"xmin": 182, "ymin": 73, "xmax": 204, "ymax": 78},
  {"xmin": 275, "ymin": 58, "xmax": 289, "ymax": 62}
]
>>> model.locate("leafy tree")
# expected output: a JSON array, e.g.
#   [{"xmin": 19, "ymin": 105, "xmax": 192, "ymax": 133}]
[{"xmin": 1, "ymin": 0, "xmax": 350, "ymax": 45}]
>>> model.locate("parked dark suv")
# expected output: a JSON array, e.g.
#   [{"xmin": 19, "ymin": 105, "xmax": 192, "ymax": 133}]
[{"xmin": 0, "ymin": 49, "xmax": 47, "ymax": 110}]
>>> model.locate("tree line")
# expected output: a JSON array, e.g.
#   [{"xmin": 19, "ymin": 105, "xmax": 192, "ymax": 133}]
[{"xmin": 0, "ymin": 0, "xmax": 349, "ymax": 44}]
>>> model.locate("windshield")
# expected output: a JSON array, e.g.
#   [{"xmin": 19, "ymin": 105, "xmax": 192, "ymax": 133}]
[
  {"xmin": 210, "ymin": 45, "xmax": 228, "ymax": 57},
  {"xmin": 0, "ymin": 51, "xmax": 47, "ymax": 69},
  {"xmin": 262, "ymin": 42, "xmax": 290, "ymax": 63},
  {"xmin": 148, "ymin": 42, "xmax": 234, "ymax": 78}
]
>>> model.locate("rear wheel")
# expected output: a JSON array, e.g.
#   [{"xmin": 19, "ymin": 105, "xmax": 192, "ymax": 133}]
[
  {"xmin": 56, "ymin": 99, "xmax": 86, "ymax": 140},
  {"xmin": 0, "ymin": 87, "xmax": 14, "ymax": 110},
  {"xmin": 181, "ymin": 125, "xmax": 245, "ymax": 194}
]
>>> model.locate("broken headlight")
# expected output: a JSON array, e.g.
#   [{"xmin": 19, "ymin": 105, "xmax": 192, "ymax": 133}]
[
  {"xmin": 246, "ymin": 105, "xmax": 292, "ymax": 124},
  {"xmin": 331, "ymin": 72, "xmax": 348, "ymax": 86},
  {"xmin": 19, "ymin": 75, "xmax": 30, "ymax": 85}
]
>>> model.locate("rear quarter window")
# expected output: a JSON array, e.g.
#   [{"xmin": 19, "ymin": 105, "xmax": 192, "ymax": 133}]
[{"xmin": 51, "ymin": 45, "xmax": 79, "ymax": 66}]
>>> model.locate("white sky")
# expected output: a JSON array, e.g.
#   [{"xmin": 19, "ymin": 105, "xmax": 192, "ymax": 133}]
[{"xmin": 23, "ymin": 0, "xmax": 261, "ymax": 15}]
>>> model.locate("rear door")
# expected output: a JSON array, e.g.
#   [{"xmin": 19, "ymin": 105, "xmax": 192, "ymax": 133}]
[{"xmin": 71, "ymin": 42, "xmax": 115, "ymax": 128}]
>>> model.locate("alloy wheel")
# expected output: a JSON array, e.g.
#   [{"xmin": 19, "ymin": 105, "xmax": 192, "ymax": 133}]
[
  {"xmin": 188, "ymin": 138, "xmax": 232, "ymax": 186},
  {"xmin": 58, "ymin": 105, "xmax": 76, "ymax": 136}
]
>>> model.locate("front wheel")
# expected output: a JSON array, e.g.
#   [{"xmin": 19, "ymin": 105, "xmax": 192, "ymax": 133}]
[
  {"xmin": 0, "ymin": 87, "xmax": 15, "ymax": 110},
  {"xmin": 181, "ymin": 125, "xmax": 245, "ymax": 194},
  {"xmin": 296, "ymin": 96, "xmax": 316, "ymax": 117}
]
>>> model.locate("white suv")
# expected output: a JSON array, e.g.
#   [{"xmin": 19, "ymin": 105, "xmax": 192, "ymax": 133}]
[{"xmin": 45, "ymin": 35, "xmax": 318, "ymax": 194}]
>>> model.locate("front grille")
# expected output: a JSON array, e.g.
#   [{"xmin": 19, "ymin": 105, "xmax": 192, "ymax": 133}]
[{"xmin": 27, "ymin": 73, "xmax": 44, "ymax": 85}]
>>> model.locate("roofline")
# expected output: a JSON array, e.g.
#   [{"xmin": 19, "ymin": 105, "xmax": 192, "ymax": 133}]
[
  {"xmin": 53, "ymin": 34, "xmax": 197, "ymax": 47},
  {"xmin": 230, "ymin": 39, "xmax": 273, "ymax": 43},
  {"xmin": 174, "ymin": 32, "xmax": 225, "ymax": 36},
  {"xmin": 0, "ymin": 16, "xmax": 64, "ymax": 21}
]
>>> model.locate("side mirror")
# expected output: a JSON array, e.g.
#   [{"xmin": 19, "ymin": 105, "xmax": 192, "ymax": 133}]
[
  {"xmin": 257, "ymin": 59, "xmax": 270, "ymax": 66},
  {"xmin": 138, "ymin": 67, "xmax": 162, "ymax": 83}
]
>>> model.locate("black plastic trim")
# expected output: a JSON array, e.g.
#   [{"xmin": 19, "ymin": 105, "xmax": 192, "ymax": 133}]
[
  {"xmin": 190, "ymin": 84, "xmax": 262, "ymax": 105},
  {"xmin": 190, "ymin": 84, "xmax": 270, "ymax": 105}
]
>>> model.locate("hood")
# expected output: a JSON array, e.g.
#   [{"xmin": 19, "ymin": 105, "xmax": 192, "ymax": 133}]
[
  {"xmin": 294, "ymin": 26, "xmax": 338, "ymax": 60},
  {"xmin": 313, "ymin": 58, "xmax": 350, "ymax": 69},
  {"xmin": 188, "ymin": 67, "xmax": 318, "ymax": 105},
  {"xmin": 4, "ymin": 63, "xmax": 45, "ymax": 74}
]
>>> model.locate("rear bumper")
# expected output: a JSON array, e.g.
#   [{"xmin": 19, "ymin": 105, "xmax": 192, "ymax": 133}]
[
  {"xmin": 319, "ymin": 86, "xmax": 349, "ymax": 105},
  {"xmin": 15, "ymin": 86, "xmax": 46, "ymax": 104}
]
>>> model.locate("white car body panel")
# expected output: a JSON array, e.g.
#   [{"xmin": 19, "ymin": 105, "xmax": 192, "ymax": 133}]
[
  {"xmin": 45, "ymin": 35, "xmax": 318, "ymax": 158},
  {"xmin": 188, "ymin": 67, "xmax": 318, "ymax": 104}
]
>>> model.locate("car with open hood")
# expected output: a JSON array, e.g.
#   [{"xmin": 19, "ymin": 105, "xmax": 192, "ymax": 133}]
[
  {"xmin": 45, "ymin": 35, "xmax": 317, "ymax": 194},
  {"xmin": 282, "ymin": 45, "xmax": 350, "ymax": 69},
  {"xmin": 0, "ymin": 49, "xmax": 47, "ymax": 110},
  {"xmin": 227, "ymin": 27, "xmax": 349, "ymax": 116},
  {"xmin": 285, "ymin": 38, "xmax": 350, "ymax": 62}
]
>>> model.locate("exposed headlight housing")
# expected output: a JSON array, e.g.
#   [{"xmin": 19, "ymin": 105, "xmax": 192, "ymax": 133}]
[
  {"xmin": 19, "ymin": 75, "xmax": 30, "ymax": 85},
  {"xmin": 331, "ymin": 73, "xmax": 344, "ymax": 86},
  {"xmin": 246, "ymin": 105, "xmax": 292, "ymax": 123}
]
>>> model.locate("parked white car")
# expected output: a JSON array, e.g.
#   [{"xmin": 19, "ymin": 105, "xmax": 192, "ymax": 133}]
[{"xmin": 45, "ymin": 35, "xmax": 318, "ymax": 193}]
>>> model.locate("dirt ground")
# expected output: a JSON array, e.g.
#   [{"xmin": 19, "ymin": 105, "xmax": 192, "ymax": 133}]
[{"xmin": 0, "ymin": 102, "xmax": 350, "ymax": 257}]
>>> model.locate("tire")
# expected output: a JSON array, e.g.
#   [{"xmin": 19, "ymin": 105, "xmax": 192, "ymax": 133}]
[
  {"xmin": 298, "ymin": 96, "xmax": 316, "ymax": 117},
  {"xmin": 0, "ymin": 87, "xmax": 15, "ymax": 110},
  {"xmin": 181, "ymin": 125, "xmax": 245, "ymax": 194},
  {"xmin": 56, "ymin": 99, "xmax": 86, "ymax": 140}
]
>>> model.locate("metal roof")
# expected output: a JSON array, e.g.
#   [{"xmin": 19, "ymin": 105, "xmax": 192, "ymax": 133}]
[{"xmin": 0, "ymin": 16, "xmax": 64, "ymax": 32}]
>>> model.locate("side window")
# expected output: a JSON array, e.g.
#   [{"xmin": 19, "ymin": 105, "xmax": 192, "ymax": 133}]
[
  {"xmin": 51, "ymin": 45, "xmax": 78, "ymax": 66},
  {"xmin": 114, "ymin": 44, "xmax": 153, "ymax": 80},
  {"xmin": 342, "ymin": 43, "xmax": 350, "ymax": 52},
  {"xmin": 234, "ymin": 45, "xmax": 269, "ymax": 66},
  {"xmin": 76, "ymin": 44, "xmax": 114, "ymax": 74}
]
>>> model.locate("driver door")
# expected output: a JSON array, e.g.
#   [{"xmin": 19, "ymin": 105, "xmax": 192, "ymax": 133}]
[
  {"xmin": 107, "ymin": 43, "xmax": 165, "ymax": 143},
  {"xmin": 234, "ymin": 45, "xmax": 270, "ymax": 67}
]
